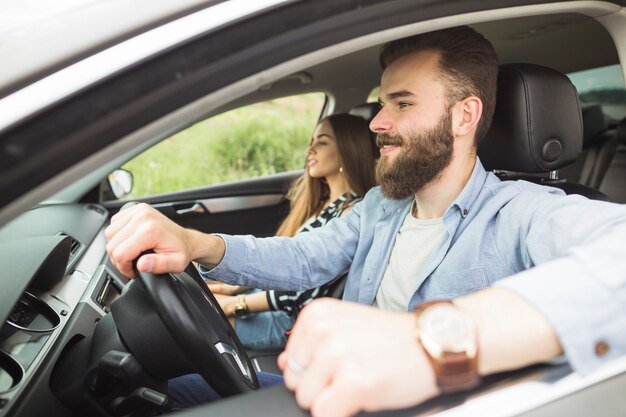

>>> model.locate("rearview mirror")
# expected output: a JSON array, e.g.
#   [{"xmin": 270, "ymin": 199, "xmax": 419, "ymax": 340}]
[{"xmin": 107, "ymin": 169, "xmax": 134, "ymax": 200}]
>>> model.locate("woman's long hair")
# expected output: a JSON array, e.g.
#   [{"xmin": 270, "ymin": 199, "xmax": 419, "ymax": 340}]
[{"xmin": 276, "ymin": 113, "xmax": 376, "ymax": 237}]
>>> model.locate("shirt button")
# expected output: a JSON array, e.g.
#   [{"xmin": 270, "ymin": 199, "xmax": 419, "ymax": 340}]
[
  {"xmin": 595, "ymin": 341, "xmax": 609, "ymax": 357},
  {"xmin": 462, "ymin": 209, "xmax": 469, "ymax": 216}
]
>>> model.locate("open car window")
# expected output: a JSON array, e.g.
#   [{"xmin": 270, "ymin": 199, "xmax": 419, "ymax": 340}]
[
  {"xmin": 567, "ymin": 64, "xmax": 626, "ymax": 122},
  {"xmin": 117, "ymin": 93, "xmax": 326, "ymax": 199}
]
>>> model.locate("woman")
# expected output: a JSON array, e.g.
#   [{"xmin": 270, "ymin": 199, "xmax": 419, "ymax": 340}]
[{"xmin": 209, "ymin": 112, "xmax": 376, "ymax": 350}]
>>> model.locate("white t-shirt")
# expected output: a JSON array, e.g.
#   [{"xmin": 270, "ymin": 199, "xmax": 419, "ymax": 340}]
[{"xmin": 375, "ymin": 204, "xmax": 446, "ymax": 312}]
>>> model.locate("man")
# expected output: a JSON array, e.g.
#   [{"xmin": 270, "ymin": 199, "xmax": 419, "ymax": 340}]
[{"xmin": 106, "ymin": 26, "xmax": 626, "ymax": 416}]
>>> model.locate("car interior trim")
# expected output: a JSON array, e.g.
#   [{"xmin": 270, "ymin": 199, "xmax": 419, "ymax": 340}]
[
  {"xmin": 199, "ymin": 195, "xmax": 285, "ymax": 214},
  {"xmin": 215, "ymin": 342, "xmax": 252, "ymax": 379},
  {"xmin": 0, "ymin": 232, "xmax": 114, "ymax": 412},
  {"xmin": 435, "ymin": 355, "xmax": 626, "ymax": 417},
  {"xmin": 151, "ymin": 194, "xmax": 285, "ymax": 214},
  {"xmin": 596, "ymin": 7, "xmax": 626, "ymax": 74},
  {"xmin": 0, "ymin": 0, "xmax": 291, "ymax": 135}
]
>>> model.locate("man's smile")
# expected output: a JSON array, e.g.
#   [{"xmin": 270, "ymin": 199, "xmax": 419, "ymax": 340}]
[{"xmin": 379, "ymin": 145, "xmax": 401, "ymax": 155}]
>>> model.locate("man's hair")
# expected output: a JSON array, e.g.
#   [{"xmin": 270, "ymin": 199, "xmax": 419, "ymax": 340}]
[{"xmin": 379, "ymin": 26, "xmax": 498, "ymax": 144}]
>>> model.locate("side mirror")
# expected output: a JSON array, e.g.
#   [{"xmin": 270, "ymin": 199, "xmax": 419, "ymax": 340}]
[{"xmin": 107, "ymin": 169, "xmax": 134, "ymax": 200}]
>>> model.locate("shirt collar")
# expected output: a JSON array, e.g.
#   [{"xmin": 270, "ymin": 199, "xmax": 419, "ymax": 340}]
[{"xmin": 447, "ymin": 156, "xmax": 488, "ymax": 218}]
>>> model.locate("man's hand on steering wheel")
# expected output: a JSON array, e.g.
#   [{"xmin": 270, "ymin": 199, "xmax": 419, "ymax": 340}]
[
  {"xmin": 105, "ymin": 203, "xmax": 224, "ymax": 278},
  {"xmin": 106, "ymin": 202, "xmax": 257, "ymax": 396}
]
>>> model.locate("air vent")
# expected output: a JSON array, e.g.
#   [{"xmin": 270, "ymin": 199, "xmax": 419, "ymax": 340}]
[
  {"xmin": 57, "ymin": 233, "xmax": 82, "ymax": 264},
  {"xmin": 96, "ymin": 273, "xmax": 122, "ymax": 313},
  {"xmin": 86, "ymin": 204, "xmax": 107, "ymax": 216}
]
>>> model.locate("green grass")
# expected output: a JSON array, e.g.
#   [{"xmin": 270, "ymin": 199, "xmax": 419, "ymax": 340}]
[{"xmin": 123, "ymin": 94, "xmax": 325, "ymax": 198}]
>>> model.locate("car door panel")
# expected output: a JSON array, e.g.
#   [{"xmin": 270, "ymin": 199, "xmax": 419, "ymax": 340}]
[{"xmin": 126, "ymin": 171, "xmax": 300, "ymax": 237}]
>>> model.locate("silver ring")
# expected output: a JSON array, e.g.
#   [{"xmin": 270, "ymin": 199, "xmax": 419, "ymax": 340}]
[{"xmin": 287, "ymin": 352, "xmax": 307, "ymax": 374}]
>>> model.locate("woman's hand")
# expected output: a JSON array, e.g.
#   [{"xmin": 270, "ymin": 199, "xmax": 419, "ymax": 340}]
[
  {"xmin": 207, "ymin": 281, "xmax": 247, "ymax": 295},
  {"xmin": 213, "ymin": 290, "xmax": 271, "ymax": 318},
  {"xmin": 214, "ymin": 293, "xmax": 237, "ymax": 317}
]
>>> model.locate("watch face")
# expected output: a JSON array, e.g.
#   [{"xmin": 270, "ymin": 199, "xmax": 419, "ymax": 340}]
[
  {"xmin": 420, "ymin": 304, "xmax": 475, "ymax": 353},
  {"xmin": 234, "ymin": 307, "xmax": 248, "ymax": 319}
]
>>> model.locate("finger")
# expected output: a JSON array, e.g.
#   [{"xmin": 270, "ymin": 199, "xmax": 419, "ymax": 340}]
[
  {"xmin": 310, "ymin": 371, "xmax": 364, "ymax": 417},
  {"xmin": 293, "ymin": 353, "xmax": 333, "ymax": 410},
  {"xmin": 277, "ymin": 351, "xmax": 288, "ymax": 372},
  {"xmin": 282, "ymin": 315, "xmax": 322, "ymax": 390},
  {"xmin": 105, "ymin": 205, "xmax": 154, "ymax": 275},
  {"xmin": 220, "ymin": 283, "xmax": 243, "ymax": 295},
  {"xmin": 105, "ymin": 214, "xmax": 141, "ymax": 256},
  {"xmin": 108, "ymin": 230, "xmax": 147, "ymax": 278},
  {"xmin": 110, "ymin": 201, "xmax": 146, "ymax": 223},
  {"xmin": 136, "ymin": 251, "xmax": 189, "ymax": 274},
  {"xmin": 282, "ymin": 338, "xmax": 310, "ymax": 390},
  {"xmin": 104, "ymin": 209, "xmax": 134, "ymax": 242},
  {"xmin": 106, "ymin": 217, "xmax": 154, "ymax": 278},
  {"xmin": 284, "ymin": 298, "xmax": 339, "ymax": 354},
  {"xmin": 105, "ymin": 202, "xmax": 145, "ymax": 240},
  {"xmin": 283, "ymin": 299, "xmax": 346, "ymax": 390}
]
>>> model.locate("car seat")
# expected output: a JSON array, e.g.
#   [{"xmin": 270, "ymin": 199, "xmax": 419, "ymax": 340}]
[
  {"xmin": 559, "ymin": 103, "xmax": 623, "ymax": 190},
  {"xmin": 349, "ymin": 102, "xmax": 381, "ymax": 158},
  {"xmin": 478, "ymin": 63, "xmax": 611, "ymax": 201},
  {"xmin": 598, "ymin": 116, "xmax": 626, "ymax": 202}
]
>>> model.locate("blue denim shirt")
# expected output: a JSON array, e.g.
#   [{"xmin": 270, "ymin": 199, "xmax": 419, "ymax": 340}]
[{"xmin": 204, "ymin": 158, "xmax": 626, "ymax": 375}]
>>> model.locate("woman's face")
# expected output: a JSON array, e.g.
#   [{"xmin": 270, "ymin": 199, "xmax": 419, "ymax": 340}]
[{"xmin": 306, "ymin": 119, "xmax": 342, "ymax": 179}]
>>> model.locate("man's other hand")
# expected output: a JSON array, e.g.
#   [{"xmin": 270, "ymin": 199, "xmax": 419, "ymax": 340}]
[{"xmin": 279, "ymin": 299, "xmax": 439, "ymax": 417}]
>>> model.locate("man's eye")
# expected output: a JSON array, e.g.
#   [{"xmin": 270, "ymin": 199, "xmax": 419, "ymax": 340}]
[{"xmin": 398, "ymin": 102, "xmax": 411, "ymax": 108}]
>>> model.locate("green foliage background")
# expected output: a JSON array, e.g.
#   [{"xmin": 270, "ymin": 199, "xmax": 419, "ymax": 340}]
[{"xmin": 123, "ymin": 94, "xmax": 325, "ymax": 198}]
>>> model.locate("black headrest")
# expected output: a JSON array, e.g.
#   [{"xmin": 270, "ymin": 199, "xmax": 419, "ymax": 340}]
[
  {"xmin": 350, "ymin": 102, "xmax": 381, "ymax": 158},
  {"xmin": 479, "ymin": 64, "xmax": 583, "ymax": 173},
  {"xmin": 581, "ymin": 103, "xmax": 608, "ymax": 148},
  {"xmin": 349, "ymin": 102, "xmax": 381, "ymax": 123}
]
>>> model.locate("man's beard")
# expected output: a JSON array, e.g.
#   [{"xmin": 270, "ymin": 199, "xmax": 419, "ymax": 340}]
[{"xmin": 375, "ymin": 111, "xmax": 454, "ymax": 200}]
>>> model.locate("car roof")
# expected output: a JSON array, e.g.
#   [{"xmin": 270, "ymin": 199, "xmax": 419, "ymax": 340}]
[
  {"xmin": 204, "ymin": 12, "xmax": 622, "ymax": 115},
  {"xmin": 0, "ymin": 0, "xmax": 227, "ymax": 98}
]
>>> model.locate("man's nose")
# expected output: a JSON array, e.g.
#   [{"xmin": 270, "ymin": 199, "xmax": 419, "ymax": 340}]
[{"xmin": 369, "ymin": 107, "xmax": 392, "ymax": 135}]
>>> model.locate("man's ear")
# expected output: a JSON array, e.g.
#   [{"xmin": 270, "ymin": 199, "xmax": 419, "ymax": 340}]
[{"xmin": 451, "ymin": 96, "xmax": 482, "ymax": 139}]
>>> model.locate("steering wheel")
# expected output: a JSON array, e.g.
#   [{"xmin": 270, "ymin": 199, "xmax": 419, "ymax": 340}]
[{"xmin": 111, "ymin": 264, "xmax": 258, "ymax": 397}]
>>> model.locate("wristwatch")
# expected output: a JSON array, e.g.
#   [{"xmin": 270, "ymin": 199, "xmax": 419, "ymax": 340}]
[
  {"xmin": 234, "ymin": 294, "xmax": 250, "ymax": 319},
  {"xmin": 414, "ymin": 300, "xmax": 480, "ymax": 393}
]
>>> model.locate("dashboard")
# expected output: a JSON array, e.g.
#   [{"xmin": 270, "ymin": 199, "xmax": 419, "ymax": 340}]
[{"xmin": 0, "ymin": 203, "xmax": 128, "ymax": 417}]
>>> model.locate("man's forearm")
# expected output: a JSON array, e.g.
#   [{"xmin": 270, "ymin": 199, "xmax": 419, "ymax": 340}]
[
  {"xmin": 187, "ymin": 230, "xmax": 226, "ymax": 269},
  {"xmin": 455, "ymin": 287, "xmax": 563, "ymax": 375}
]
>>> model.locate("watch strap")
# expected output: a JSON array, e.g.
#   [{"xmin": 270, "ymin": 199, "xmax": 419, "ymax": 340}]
[
  {"xmin": 234, "ymin": 294, "xmax": 249, "ymax": 318},
  {"xmin": 415, "ymin": 300, "xmax": 480, "ymax": 394}
]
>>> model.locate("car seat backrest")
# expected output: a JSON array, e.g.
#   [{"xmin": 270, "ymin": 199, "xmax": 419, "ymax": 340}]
[
  {"xmin": 559, "ymin": 103, "xmax": 607, "ymax": 184},
  {"xmin": 349, "ymin": 102, "xmax": 381, "ymax": 159},
  {"xmin": 478, "ymin": 63, "xmax": 610, "ymax": 201},
  {"xmin": 545, "ymin": 103, "xmax": 622, "ymax": 192},
  {"xmin": 598, "ymin": 117, "xmax": 626, "ymax": 203},
  {"xmin": 580, "ymin": 121, "xmax": 622, "ymax": 190}
]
